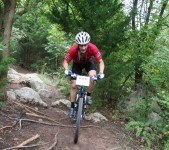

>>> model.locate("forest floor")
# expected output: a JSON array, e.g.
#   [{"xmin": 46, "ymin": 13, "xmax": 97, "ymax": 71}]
[{"xmin": 0, "ymin": 66, "xmax": 147, "ymax": 150}]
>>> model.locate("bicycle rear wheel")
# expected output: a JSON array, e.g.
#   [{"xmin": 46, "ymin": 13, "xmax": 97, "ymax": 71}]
[{"xmin": 74, "ymin": 97, "xmax": 83, "ymax": 144}]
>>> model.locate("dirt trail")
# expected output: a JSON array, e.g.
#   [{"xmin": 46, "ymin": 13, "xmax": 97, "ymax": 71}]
[{"xmin": 0, "ymin": 66, "xmax": 146, "ymax": 150}]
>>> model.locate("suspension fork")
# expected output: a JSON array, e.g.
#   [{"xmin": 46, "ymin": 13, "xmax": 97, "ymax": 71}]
[
  {"xmin": 75, "ymin": 86, "xmax": 85, "ymax": 117},
  {"xmin": 79, "ymin": 86, "xmax": 87, "ymax": 119}
]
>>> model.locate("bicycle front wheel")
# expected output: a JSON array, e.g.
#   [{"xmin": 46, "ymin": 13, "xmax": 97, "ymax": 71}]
[{"xmin": 74, "ymin": 97, "xmax": 83, "ymax": 144}]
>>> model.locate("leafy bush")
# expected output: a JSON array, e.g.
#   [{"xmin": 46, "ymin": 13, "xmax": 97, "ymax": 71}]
[
  {"xmin": 0, "ymin": 57, "xmax": 15, "ymax": 97},
  {"xmin": 52, "ymin": 67, "xmax": 71, "ymax": 97},
  {"xmin": 125, "ymin": 95, "xmax": 169, "ymax": 149}
]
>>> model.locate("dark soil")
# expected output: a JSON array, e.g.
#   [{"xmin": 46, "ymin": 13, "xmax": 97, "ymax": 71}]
[{"xmin": 0, "ymin": 66, "xmax": 146, "ymax": 150}]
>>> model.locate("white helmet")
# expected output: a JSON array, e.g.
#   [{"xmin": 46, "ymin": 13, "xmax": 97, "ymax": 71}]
[{"xmin": 75, "ymin": 32, "xmax": 90, "ymax": 44}]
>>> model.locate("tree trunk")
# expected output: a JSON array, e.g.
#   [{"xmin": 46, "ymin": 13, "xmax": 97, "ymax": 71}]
[
  {"xmin": 0, "ymin": 5, "xmax": 3, "ymax": 37},
  {"xmin": 159, "ymin": 0, "xmax": 169, "ymax": 18},
  {"xmin": 131, "ymin": 0, "xmax": 138, "ymax": 30},
  {"xmin": 3, "ymin": 0, "xmax": 16, "ymax": 58},
  {"xmin": 134, "ymin": 65, "xmax": 143, "ymax": 88},
  {"xmin": 0, "ymin": 0, "xmax": 16, "ymax": 101},
  {"xmin": 145, "ymin": 0, "xmax": 153, "ymax": 25},
  {"xmin": 131, "ymin": 0, "xmax": 144, "ymax": 86}
]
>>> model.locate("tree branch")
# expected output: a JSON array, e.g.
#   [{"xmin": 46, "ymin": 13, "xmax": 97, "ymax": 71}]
[{"xmin": 17, "ymin": 0, "xmax": 41, "ymax": 16}]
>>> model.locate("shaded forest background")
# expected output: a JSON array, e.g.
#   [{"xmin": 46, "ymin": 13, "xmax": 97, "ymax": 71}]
[{"xmin": 0, "ymin": 0, "xmax": 169, "ymax": 149}]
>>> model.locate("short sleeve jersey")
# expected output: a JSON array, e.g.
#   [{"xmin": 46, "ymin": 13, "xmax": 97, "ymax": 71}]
[{"xmin": 64, "ymin": 43, "xmax": 102, "ymax": 64}]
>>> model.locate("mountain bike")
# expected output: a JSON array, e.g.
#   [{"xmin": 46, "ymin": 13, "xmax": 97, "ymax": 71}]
[{"xmin": 70, "ymin": 73, "xmax": 98, "ymax": 144}]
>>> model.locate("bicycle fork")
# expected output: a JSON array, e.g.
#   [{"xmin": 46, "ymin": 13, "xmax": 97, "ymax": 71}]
[{"xmin": 74, "ymin": 86, "xmax": 87, "ymax": 120}]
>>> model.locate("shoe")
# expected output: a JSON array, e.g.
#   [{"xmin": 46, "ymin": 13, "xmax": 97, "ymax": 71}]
[
  {"xmin": 68, "ymin": 107, "xmax": 74, "ymax": 118},
  {"xmin": 87, "ymin": 96, "xmax": 92, "ymax": 105}
]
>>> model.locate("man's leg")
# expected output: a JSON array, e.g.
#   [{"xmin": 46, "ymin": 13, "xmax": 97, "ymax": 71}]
[
  {"xmin": 88, "ymin": 70, "xmax": 96, "ymax": 94},
  {"xmin": 85, "ymin": 61, "xmax": 97, "ymax": 105},
  {"xmin": 70, "ymin": 80, "xmax": 77, "ymax": 103},
  {"xmin": 68, "ymin": 62, "xmax": 82, "ymax": 117},
  {"xmin": 68, "ymin": 80, "xmax": 77, "ymax": 118},
  {"xmin": 86, "ymin": 70, "xmax": 96, "ymax": 105},
  {"xmin": 85, "ymin": 60, "xmax": 97, "ymax": 94}
]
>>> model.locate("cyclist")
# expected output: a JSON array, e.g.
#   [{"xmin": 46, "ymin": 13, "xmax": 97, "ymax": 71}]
[{"xmin": 63, "ymin": 31, "xmax": 105, "ymax": 118}]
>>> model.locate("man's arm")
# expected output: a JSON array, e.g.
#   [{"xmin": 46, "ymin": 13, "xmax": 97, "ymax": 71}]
[{"xmin": 98, "ymin": 59, "xmax": 104, "ymax": 73}]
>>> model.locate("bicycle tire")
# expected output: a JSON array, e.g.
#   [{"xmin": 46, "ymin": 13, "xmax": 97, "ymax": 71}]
[{"xmin": 74, "ymin": 97, "xmax": 83, "ymax": 144}]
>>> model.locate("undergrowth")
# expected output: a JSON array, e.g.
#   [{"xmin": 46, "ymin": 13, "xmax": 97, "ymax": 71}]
[{"xmin": 125, "ymin": 96, "xmax": 169, "ymax": 150}]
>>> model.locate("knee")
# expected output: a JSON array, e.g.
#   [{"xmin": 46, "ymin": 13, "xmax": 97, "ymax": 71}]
[
  {"xmin": 71, "ymin": 83, "xmax": 77, "ymax": 90},
  {"xmin": 88, "ymin": 70, "xmax": 96, "ymax": 76}
]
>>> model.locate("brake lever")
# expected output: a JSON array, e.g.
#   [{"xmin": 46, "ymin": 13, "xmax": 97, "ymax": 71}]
[{"xmin": 71, "ymin": 73, "xmax": 77, "ymax": 78}]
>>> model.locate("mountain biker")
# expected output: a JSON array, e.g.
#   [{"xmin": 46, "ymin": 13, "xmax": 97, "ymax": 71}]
[{"xmin": 63, "ymin": 31, "xmax": 105, "ymax": 118}]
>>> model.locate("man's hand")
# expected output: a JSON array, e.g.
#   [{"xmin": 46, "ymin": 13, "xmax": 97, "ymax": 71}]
[
  {"xmin": 65, "ymin": 70, "xmax": 72, "ymax": 76},
  {"xmin": 97, "ymin": 73, "xmax": 105, "ymax": 79}
]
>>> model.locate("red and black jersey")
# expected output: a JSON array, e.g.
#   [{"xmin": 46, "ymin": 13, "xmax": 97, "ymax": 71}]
[{"xmin": 64, "ymin": 43, "xmax": 102, "ymax": 64}]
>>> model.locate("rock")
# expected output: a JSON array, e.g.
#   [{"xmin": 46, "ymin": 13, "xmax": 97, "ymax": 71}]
[
  {"xmin": 85, "ymin": 112, "xmax": 108, "ymax": 123},
  {"xmin": 7, "ymin": 90, "xmax": 16, "ymax": 101},
  {"xmin": 14, "ymin": 87, "xmax": 48, "ymax": 107},
  {"xmin": 24, "ymin": 73, "xmax": 48, "ymax": 92},
  {"xmin": 7, "ymin": 69, "xmax": 52, "ymax": 107},
  {"xmin": 148, "ymin": 112, "xmax": 162, "ymax": 122},
  {"xmin": 38, "ymin": 89, "xmax": 51, "ymax": 98},
  {"xmin": 51, "ymin": 99, "xmax": 71, "ymax": 107},
  {"xmin": 8, "ymin": 69, "xmax": 24, "ymax": 83}
]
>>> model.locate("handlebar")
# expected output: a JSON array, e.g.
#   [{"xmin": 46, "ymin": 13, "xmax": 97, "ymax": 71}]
[{"xmin": 70, "ymin": 73, "xmax": 98, "ymax": 80}]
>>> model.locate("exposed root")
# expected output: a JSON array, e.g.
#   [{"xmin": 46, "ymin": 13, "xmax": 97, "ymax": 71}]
[
  {"xmin": 2, "ymin": 143, "xmax": 48, "ymax": 150},
  {"xmin": 19, "ymin": 118, "xmax": 100, "ymax": 129},
  {"xmin": 0, "ymin": 125, "xmax": 13, "ymax": 132},
  {"xmin": 47, "ymin": 129, "xmax": 60, "ymax": 150},
  {"xmin": 17, "ymin": 134, "xmax": 40, "ymax": 146},
  {"xmin": 13, "ymin": 101, "xmax": 60, "ymax": 123},
  {"xmin": 2, "ymin": 134, "xmax": 49, "ymax": 150}
]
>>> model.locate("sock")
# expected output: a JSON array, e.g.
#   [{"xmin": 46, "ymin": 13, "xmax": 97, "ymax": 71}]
[
  {"xmin": 71, "ymin": 102, "xmax": 75, "ymax": 108},
  {"xmin": 87, "ymin": 92, "xmax": 91, "ymax": 96}
]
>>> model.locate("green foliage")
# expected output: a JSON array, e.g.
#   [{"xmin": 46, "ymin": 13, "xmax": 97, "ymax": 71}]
[
  {"xmin": 44, "ymin": 25, "xmax": 73, "ymax": 71},
  {"xmin": 122, "ymin": 24, "xmax": 169, "ymax": 148},
  {"xmin": 164, "ymin": 139, "xmax": 169, "ymax": 150},
  {"xmin": 36, "ymin": 139, "xmax": 44, "ymax": 144},
  {"xmin": 48, "ymin": 0, "xmax": 128, "ymax": 47},
  {"xmin": 49, "ymin": 0, "xmax": 123, "ymax": 30},
  {"xmin": 0, "ymin": 101, "xmax": 6, "ymax": 107},
  {"xmin": 0, "ymin": 0, "xmax": 4, "ymax": 13},
  {"xmin": 0, "ymin": 42, "xmax": 2, "ymax": 51},
  {"xmin": 52, "ymin": 67, "xmax": 71, "ymax": 97},
  {"xmin": 0, "ymin": 57, "xmax": 15, "ymax": 97},
  {"xmin": 12, "ymin": 3, "xmax": 51, "ymax": 70},
  {"xmin": 142, "ymin": 33, "xmax": 169, "ymax": 90},
  {"xmin": 126, "ymin": 121, "xmax": 155, "ymax": 147},
  {"xmin": 125, "ymin": 94, "xmax": 169, "ymax": 149}
]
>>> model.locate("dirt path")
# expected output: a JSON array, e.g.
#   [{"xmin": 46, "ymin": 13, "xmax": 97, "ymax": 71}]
[{"xmin": 0, "ymin": 66, "xmax": 146, "ymax": 150}]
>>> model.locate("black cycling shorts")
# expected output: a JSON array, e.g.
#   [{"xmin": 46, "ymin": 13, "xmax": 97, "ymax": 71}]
[{"xmin": 72, "ymin": 61, "xmax": 96, "ymax": 79}]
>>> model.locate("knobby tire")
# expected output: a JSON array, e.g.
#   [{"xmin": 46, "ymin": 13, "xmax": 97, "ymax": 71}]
[{"xmin": 74, "ymin": 97, "xmax": 83, "ymax": 144}]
